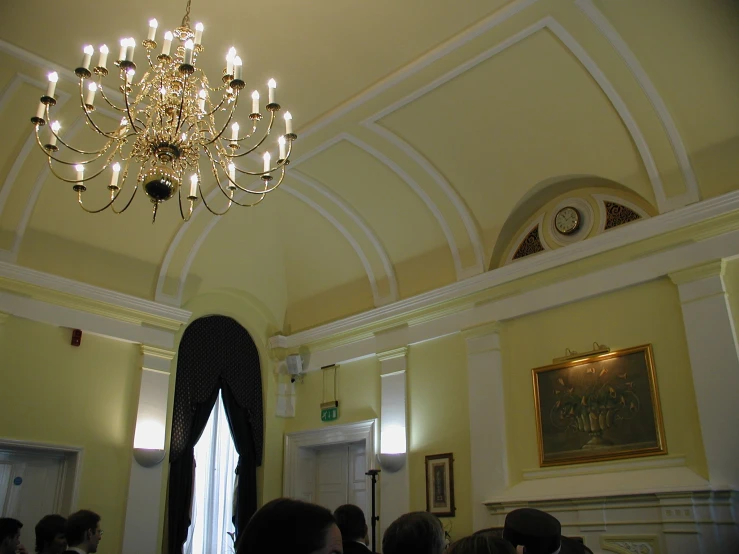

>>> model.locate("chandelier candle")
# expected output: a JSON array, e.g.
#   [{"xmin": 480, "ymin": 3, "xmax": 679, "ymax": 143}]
[
  {"xmin": 148, "ymin": 19, "xmax": 158, "ymax": 41},
  {"xmin": 97, "ymin": 45, "xmax": 109, "ymax": 70},
  {"xmin": 46, "ymin": 72, "xmax": 58, "ymax": 98},
  {"xmin": 81, "ymin": 45, "xmax": 94, "ymax": 70},
  {"xmin": 268, "ymin": 79, "xmax": 276, "ymax": 105},
  {"xmin": 30, "ymin": 0, "xmax": 297, "ymax": 222}
]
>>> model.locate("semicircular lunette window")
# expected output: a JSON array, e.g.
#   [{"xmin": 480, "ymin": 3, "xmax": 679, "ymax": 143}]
[
  {"xmin": 604, "ymin": 201, "xmax": 642, "ymax": 230},
  {"xmin": 512, "ymin": 225, "xmax": 545, "ymax": 260}
]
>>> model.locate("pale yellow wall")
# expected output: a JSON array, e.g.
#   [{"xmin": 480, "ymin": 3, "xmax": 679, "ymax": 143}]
[
  {"xmin": 0, "ymin": 315, "xmax": 140, "ymax": 554},
  {"xmin": 408, "ymin": 334, "xmax": 472, "ymax": 542},
  {"xmin": 503, "ymin": 278, "xmax": 708, "ymax": 483},
  {"xmin": 283, "ymin": 357, "xmax": 380, "ymax": 434}
]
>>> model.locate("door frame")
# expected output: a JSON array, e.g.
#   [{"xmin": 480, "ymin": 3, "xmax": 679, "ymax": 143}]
[
  {"xmin": 283, "ymin": 419, "xmax": 376, "ymax": 509},
  {"xmin": 0, "ymin": 437, "xmax": 83, "ymax": 514}
]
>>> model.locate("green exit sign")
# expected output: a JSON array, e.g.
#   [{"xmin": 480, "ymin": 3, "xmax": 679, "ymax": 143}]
[{"xmin": 321, "ymin": 401, "xmax": 339, "ymax": 422}]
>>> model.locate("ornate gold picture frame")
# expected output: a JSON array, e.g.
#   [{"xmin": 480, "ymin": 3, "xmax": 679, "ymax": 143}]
[
  {"xmin": 533, "ymin": 344, "xmax": 666, "ymax": 466},
  {"xmin": 425, "ymin": 453, "xmax": 455, "ymax": 517}
]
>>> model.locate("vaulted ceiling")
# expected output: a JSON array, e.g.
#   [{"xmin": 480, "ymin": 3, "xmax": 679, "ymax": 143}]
[{"xmin": 0, "ymin": 0, "xmax": 737, "ymax": 333}]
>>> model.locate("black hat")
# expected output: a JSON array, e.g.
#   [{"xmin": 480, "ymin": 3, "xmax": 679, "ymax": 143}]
[{"xmin": 503, "ymin": 508, "xmax": 561, "ymax": 554}]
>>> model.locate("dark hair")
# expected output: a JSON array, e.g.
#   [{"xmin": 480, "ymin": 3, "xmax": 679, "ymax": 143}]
[
  {"xmin": 0, "ymin": 519, "xmax": 23, "ymax": 543},
  {"xmin": 35, "ymin": 515, "xmax": 66, "ymax": 553},
  {"xmin": 236, "ymin": 498, "xmax": 336, "ymax": 554},
  {"xmin": 382, "ymin": 512, "xmax": 445, "ymax": 554},
  {"xmin": 334, "ymin": 504, "xmax": 367, "ymax": 542},
  {"xmin": 448, "ymin": 535, "xmax": 516, "ymax": 554},
  {"xmin": 64, "ymin": 510, "xmax": 100, "ymax": 546}
]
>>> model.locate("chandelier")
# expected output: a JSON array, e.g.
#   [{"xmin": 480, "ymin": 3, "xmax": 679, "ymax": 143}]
[{"xmin": 30, "ymin": 0, "xmax": 296, "ymax": 222}]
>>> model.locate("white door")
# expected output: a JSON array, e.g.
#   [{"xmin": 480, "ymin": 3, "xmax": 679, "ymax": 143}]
[
  {"xmin": 294, "ymin": 447, "xmax": 317, "ymax": 503},
  {"xmin": 347, "ymin": 442, "xmax": 367, "ymax": 523},
  {"xmin": 0, "ymin": 450, "xmax": 65, "ymax": 550},
  {"xmin": 314, "ymin": 445, "xmax": 348, "ymax": 513}
]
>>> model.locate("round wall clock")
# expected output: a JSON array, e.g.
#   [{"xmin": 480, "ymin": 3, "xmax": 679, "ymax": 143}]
[{"xmin": 554, "ymin": 206, "xmax": 581, "ymax": 235}]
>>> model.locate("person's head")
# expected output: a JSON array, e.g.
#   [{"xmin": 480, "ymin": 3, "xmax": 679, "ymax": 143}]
[
  {"xmin": 559, "ymin": 537, "xmax": 594, "ymax": 554},
  {"xmin": 448, "ymin": 535, "xmax": 516, "ymax": 554},
  {"xmin": 503, "ymin": 508, "xmax": 560, "ymax": 554},
  {"xmin": 333, "ymin": 504, "xmax": 368, "ymax": 544},
  {"xmin": 34, "ymin": 516, "xmax": 66, "ymax": 554},
  {"xmin": 236, "ymin": 498, "xmax": 342, "ymax": 554},
  {"xmin": 0, "ymin": 519, "xmax": 22, "ymax": 554},
  {"xmin": 64, "ymin": 511, "xmax": 101, "ymax": 554},
  {"xmin": 382, "ymin": 512, "xmax": 445, "ymax": 554}
]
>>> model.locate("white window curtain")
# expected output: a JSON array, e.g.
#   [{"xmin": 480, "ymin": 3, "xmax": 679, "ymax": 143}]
[{"xmin": 184, "ymin": 391, "xmax": 239, "ymax": 554}]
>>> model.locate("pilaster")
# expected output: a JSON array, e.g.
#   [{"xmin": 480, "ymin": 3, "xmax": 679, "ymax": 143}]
[
  {"xmin": 121, "ymin": 345, "xmax": 176, "ymax": 554},
  {"xmin": 462, "ymin": 322, "xmax": 508, "ymax": 530},
  {"xmin": 376, "ymin": 339, "xmax": 409, "ymax": 544},
  {"xmin": 669, "ymin": 260, "xmax": 739, "ymax": 488}
]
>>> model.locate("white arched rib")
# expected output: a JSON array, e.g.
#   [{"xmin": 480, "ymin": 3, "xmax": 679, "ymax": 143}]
[
  {"xmin": 575, "ymin": 0, "xmax": 700, "ymax": 210},
  {"xmin": 337, "ymin": 133, "xmax": 465, "ymax": 279},
  {"xmin": 289, "ymin": 169, "xmax": 398, "ymax": 303},
  {"xmin": 156, "ymin": 180, "xmax": 386, "ymax": 308},
  {"xmin": 361, "ymin": 122, "xmax": 485, "ymax": 276}
]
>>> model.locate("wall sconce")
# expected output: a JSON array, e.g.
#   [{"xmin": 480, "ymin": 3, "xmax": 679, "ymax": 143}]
[
  {"xmin": 378, "ymin": 424, "xmax": 407, "ymax": 472},
  {"xmin": 133, "ymin": 419, "xmax": 166, "ymax": 467},
  {"xmin": 133, "ymin": 448, "xmax": 166, "ymax": 467}
]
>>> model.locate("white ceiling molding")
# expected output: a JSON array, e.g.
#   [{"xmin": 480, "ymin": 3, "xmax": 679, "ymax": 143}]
[
  {"xmin": 575, "ymin": 0, "xmax": 700, "ymax": 210},
  {"xmin": 296, "ymin": 0, "xmax": 542, "ymax": 141},
  {"xmin": 0, "ymin": 115, "xmax": 87, "ymax": 262},
  {"xmin": 364, "ymin": 18, "xmax": 667, "ymax": 213},
  {"xmin": 361, "ymin": 123, "xmax": 485, "ymax": 278},
  {"xmin": 288, "ymin": 170, "xmax": 399, "ymax": 303},
  {"xmin": 269, "ymin": 189, "xmax": 739, "ymax": 351},
  {"xmin": 338, "ymin": 133, "xmax": 465, "ymax": 279}
]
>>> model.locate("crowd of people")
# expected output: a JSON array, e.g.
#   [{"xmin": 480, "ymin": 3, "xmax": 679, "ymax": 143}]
[
  {"xmin": 0, "ymin": 501, "xmax": 592, "ymax": 554},
  {"xmin": 0, "ymin": 510, "xmax": 101, "ymax": 554},
  {"xmin": 236, "ymin": 498, "xmax": 594, "ymax": 554}
]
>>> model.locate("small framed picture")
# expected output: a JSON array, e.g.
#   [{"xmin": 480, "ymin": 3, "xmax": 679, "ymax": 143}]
[{"xmin": 425, "ymin": 453, "xmax": 455, "ymax": 517}]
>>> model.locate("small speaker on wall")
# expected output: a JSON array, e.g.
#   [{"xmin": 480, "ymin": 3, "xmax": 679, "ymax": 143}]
[{"xmin": 71, "ymin": 329, "xmax": 82, "ymax": 347}]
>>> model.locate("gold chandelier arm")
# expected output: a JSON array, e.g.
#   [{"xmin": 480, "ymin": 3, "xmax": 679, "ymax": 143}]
[
  {"xmin": 122, "ymin": 73, "xmax": 143, "ymax": 134},
  {"xmin": 77, "ymin": 80, "xmax": 126, "ymax": 140},
  {"xmin": 231, "ymin": 139, "xmax": 292, "ymax": 176},
  {"xmin": 173, "ymin": 73, "xmax": 191, "ymax": 136},
  {"xmin": 109, "ymin": 183, "xmax": 139, "ymax": 214},
  {"xmin": 202, "ymin": 90, "xmax": 240, "ymax": 146},
  {"xmin": 220, "ymin": 110, "xmax": 277, "ymax": 158},
  {"xmin": 96, "ymin": 83, "xmax": 127, "ymax": 113},
  {"xmin": 210, "ymin": 157, "xmax": 268, "ymax": 207},
  {"xmin": 202, "ymin": 144, "xmax": 286, "ymax": 193},
  {"xmin": 75, "ymin": 181, "xmax": 135, "ymax": 214},
  {"xmin": 177, "ymin": 184, "xmax": 195, "ymax": 221},
  {"xmin": 47, "ymin": 156, "xmax": 114, "ymax": 184},
  {"xmin": 34, "ymin": 123, "xmax": 115, "ymax": 159},
  {"xmin": 198, "ymin": 183, "xmax": 233, "ymax": 216}
]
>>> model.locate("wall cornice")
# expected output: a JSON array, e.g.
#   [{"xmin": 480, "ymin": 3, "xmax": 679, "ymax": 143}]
[
  {"xmin": 269, "ymin": 191, "xmax": 739, "ymax": 361},
  {"xmin": 0, "ymin": 261, "xmax": 191, "ymax": 331}
]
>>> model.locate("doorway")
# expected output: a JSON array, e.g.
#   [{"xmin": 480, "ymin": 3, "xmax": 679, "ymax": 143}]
[
  {"xmin": 0, "ymin": 439, "xmax": 81, "ymax": 550},
  {"xmin": 284, "ymin": 420, "xmax": 376, "ymax": 524}
]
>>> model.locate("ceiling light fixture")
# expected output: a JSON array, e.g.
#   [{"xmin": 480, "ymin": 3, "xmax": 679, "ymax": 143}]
[{"xmin": 30, "ymin": 0, "xmax": 297, "ymax": 222}]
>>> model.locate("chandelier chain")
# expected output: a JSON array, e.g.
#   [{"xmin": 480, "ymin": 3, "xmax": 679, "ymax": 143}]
[{"xmin": 182, "ymin": 0, "xmax": 192, "ymax": 29}]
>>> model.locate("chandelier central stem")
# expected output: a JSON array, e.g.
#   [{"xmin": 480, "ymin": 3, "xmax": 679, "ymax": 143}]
[{"xmin": 182, "ymin": 0, "xmax": 192, "ymax": 29}]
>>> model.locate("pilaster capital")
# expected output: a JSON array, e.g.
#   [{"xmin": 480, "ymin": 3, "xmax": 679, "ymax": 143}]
[
  {"xmin": 669, "ymin": 261, "xmax": 727, "ymax": 304},
  {"xmin": 377, "ymin": 346, "xmax": 408, "ymax": 363},
  {"xmin": 462, "ymin": 321, "xmax": 502, "ymax": 354},
  {"xmin": 669, "ymin": 260, "xmax": 725, "ymax": 286},
  {"xmin": 141, "ymin": 345, "xmax": 176, "ymax": 374}
]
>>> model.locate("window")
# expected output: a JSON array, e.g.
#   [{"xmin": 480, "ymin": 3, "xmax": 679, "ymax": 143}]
[{"xmin": 184, "ymin": 392, "xmax": 239, "ymax": 554}]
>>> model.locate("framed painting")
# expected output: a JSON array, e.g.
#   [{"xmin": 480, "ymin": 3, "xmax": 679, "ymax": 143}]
[
  {"xmin": 425, "ymin": 453, "xmax": 455, "ymax": 517},
  {"xmin": 533, "ymin": 344, "xmax": 666, "ymax": 467}
]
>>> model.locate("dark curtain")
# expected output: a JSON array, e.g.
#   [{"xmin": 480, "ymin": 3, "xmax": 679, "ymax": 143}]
[
  {"xmin": 221, "ymin": 383, "xmax": 258, "ymax": 539},
  {"xmin": 166, "ymin": 315, "xmax": 264, "ymax": 554},
  {"xmin": 166, "ymin": 387, "xmax": 219, "ymax": 554}
]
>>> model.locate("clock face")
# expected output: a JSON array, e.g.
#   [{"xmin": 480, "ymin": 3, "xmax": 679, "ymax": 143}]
[{"xmin": 555, "ymin": 206, "xmax": 580, "ymax": 235}]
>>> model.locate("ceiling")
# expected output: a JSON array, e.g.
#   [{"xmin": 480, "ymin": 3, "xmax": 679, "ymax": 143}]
[{"xmin": 0, "ymin": 0, "xmax": 737, "ymax": 333}]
